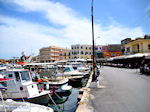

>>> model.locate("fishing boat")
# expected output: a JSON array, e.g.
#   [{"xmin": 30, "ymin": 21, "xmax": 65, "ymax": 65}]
[
  {"xmin": 77, "ymin": 66, "xmax": 90, "ymax": 75},
  {"xmin": 38, "ymin": 77, "xmax": 72, "ymax": 95},
  {"xmin": 55, "ymin": 65, "xmax": 87, "ymax": 85},
  {"xmin": 29, "ymin": 65, "xmax": 72, "ymax": 95},
  {"xmin": 56, "ymin": 65, "xmax": 86, "ymax": 77},
  {"xmin": 1, "ymin": 69, "xmax": 52, "ymax": 105}
]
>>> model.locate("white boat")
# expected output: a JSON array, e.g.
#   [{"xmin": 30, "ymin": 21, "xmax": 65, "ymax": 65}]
[
  {"xmin": 77, "ymin": 65, "xmax": 90, "ymax": 74},
  {"xmin": 62, "ymin": 66, "xmax": 86, "ymax": 77},
  {"xmin": 1, "ymin": 69, "xmax": 52, "ymax": 105},
  {"xmin": 38, "ymin": 77, "xmax": 72, "ymax": 94},
  {"xmin": 55, "ymin": 66, "xmax": 86, "ymax": 82},
  {"xmin": 0, "ymin": 99, "xmax": 54, "ymax": 112}
]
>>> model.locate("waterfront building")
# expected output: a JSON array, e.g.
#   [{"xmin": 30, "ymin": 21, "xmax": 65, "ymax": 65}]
[
  {"xmin": 101, "ymin": 44, "xmax": 122, "ymax": 58},
  {"xmin": 95, "ymin": 45, "xmax": 103, "ymax": 58},
  {"xmin": 71, "ymin": 44, "xmax": 102, "ymax": 60},
  {"xmin": 124, "ymin": 35, "xmax": 150, "ymax": 54},
  {"xmin": 64, "ymin": 49, "xmax": 71, "ymax": 60},
  {"xmin": 39, "ymin": 46, "xmax": 67, "ymax": 62},
  {"xmin": 121, "ymin": 38, "xmax": 132, "ymax": 54},
  {"xmin": 0, "ymin": 59, "xmax": 6, "ymax": 64}
]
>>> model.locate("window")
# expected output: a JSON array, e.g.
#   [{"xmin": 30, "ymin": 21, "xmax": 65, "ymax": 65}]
[
  {"xmin": 20, "ymin": 71, "xmax": 31, "ymax": 81},
  {"xmin": 15, "ymin": 72, "xmax": 20, "ymax": 81},
  {"xmin": 126, "ymin": 47, "xmax": 130, "ymax": 53},
  {"xmin": 95, "ymin": 47, "xmax": 98, "ymax": 50},
  {"xmin": 8, "ymin": 74, "xmax": 13, "ymax": 78},
  {"xmin": 81, "ymin": 51, "xmax": 84, "ymax": 54},
  {"xmin": 89, "ymin": 47, "xmax": 91, "ymax": 50},
  {"xmin": 0, "ymin": 82, "xmax": 6, "ymax": 88},
  {"xmin": 86, "ymin": 47, "xmax": 87, "ymax": 50},
  {"xmin": 148, "ymin": 44, "xmax": 150, "ymax": 50},
  {"xmin": 137, "ymin": 44, "xmax": 140, "ymax": 52},
  {"xmin": 81, "ymin": 46, "xmax": 83, "ymax": 49}
]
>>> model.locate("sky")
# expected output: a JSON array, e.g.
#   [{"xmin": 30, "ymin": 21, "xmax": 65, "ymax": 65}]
[{"xmin": 0, "ymin": 0, "xmax": 150, "ymax": 59}]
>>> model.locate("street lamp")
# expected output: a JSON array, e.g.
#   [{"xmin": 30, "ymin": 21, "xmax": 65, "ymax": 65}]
[
  {"xmin": 95, "ymin": 36, "xmax": 101, "ymax": 45},
  {"xmin": 91, "ymin": 0, "xmax": 96, "ymax": 81}
]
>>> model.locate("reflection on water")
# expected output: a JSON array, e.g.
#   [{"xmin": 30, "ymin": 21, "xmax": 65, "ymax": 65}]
[
  {"xmin": 48, "ymin": 88, "xmax": 79, "ymax": 112},
  {"xmin": 46, "ymin": 77, "xmax": 89, "ymax": 112}
]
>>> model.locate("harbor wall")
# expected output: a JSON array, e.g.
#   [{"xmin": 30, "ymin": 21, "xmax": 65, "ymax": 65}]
[{"xmin": 75, "ymin": 72, "xmax": 94, "ymax": 112}]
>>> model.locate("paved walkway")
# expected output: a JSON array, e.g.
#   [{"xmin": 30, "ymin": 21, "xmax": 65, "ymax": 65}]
[{"xmin": 89, "ymin": 66, "xmax": 150, "ymax": 112}]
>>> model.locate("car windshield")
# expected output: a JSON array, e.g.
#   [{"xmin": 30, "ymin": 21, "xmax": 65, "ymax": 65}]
[{"xmin": 20, "ymin": 71, "xmax": 31, "ymax": 82}]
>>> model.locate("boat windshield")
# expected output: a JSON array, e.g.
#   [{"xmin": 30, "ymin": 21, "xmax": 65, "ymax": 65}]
[
  {"xmin": 20, "ymin": 71, "xmax": 31, "ymax": 82},
  {"xmin": 64, "ymin": 67, "xmax": 73, "ymax": 72},
  {"xmin": 0, "ymin": 82, "xmax": 6, "ymax": 88}
]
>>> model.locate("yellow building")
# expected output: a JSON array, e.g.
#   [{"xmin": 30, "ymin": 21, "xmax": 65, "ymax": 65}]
[
  {"xmin": 64, "ymin": 49, "xmax": 71, "ymax": 60},
  {"xmin": 39, "ymin": 46, "xmax": 67, "ymax": 62},
  {"xmin": 124, "ymin": 37, "xmax": 150, "ymax": 54}
]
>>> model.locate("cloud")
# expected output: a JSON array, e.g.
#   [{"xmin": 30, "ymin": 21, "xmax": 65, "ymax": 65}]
[
  {"xmin": 6, "ymin": 0, "xmax": 80, "ymax": 26},
  {"xmin": 0, "ymin": 0, "xmax": 145, "ymax": 59},
  {"xmin": 0, "ymin": 15, "xmax": 69, "ymax": 58}
]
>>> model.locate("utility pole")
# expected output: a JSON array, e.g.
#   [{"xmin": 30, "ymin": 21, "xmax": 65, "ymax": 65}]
[{"xmin": 91, "ymin": 0, "xmax": 95, "ymax": 80}]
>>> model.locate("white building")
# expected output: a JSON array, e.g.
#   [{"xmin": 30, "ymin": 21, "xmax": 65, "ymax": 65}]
[{"xmin": 71, "ymin": 44, "xmax": 102, "ymax": 59}]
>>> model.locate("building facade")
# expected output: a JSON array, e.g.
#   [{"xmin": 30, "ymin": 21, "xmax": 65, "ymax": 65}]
[
  {"xmin": 39, "ymin": 46, "xmax": 67, "ymax": 62},
  {"xmin": 64, "ymin": 49, "xmax": 71, "ymax": 60},
  {"xmin": 121, "ymin": 38, "xmax": 132, "ymax": 54},
  {"xmin": 102, "ymin": 44, "xmax": 122, "ymax": 58},
  {"xmin": 71, "ymin": 44, "xmax": 102, "ymax": 59},
  {"xmin": 124, "ymin": 36, "xmax": 150, "ymax": 54}
]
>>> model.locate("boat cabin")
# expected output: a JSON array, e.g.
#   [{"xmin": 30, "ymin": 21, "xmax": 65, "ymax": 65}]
[{"xmin": 4, "ymin": 69, "xmax": 39, "ymax": 99}]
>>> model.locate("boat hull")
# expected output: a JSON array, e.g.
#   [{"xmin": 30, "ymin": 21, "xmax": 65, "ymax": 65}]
[
  {"xmin": 26, "ymin": 93, "xmax": 50, "ymax": 105},
  {"xmin": 39, "ymin": 78, "xmax": 72, "ymax": 94},
  {"xmin": 7, "ymin": 91, "xmax": 51, "ymax": 105}
]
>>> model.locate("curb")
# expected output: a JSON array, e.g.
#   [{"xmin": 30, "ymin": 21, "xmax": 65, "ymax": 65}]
[{"xmin": 75, "ymin": 72, "xmax": 94, "ymax": 112}]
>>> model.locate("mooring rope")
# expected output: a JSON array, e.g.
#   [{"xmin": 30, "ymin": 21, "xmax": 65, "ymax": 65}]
[
  {"xmin": 48, "ymin": 93, "xmax": 61, "ymax": 112},
  {"xmin": 54, "ymin": 92, "xmax": 63, "ymax": 100},
  {"xmin": 0, "ymin": 91, "xmax": 7, "ymax": 112}
]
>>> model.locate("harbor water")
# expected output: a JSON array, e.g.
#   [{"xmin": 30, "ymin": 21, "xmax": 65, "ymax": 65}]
[
  {"xmin": 47, "ymin": 77, "xmax": 89, "ymax": 112},
  {"xmin": 48, "ymin": 88, "xmax": 79, "ymax": 112}
]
